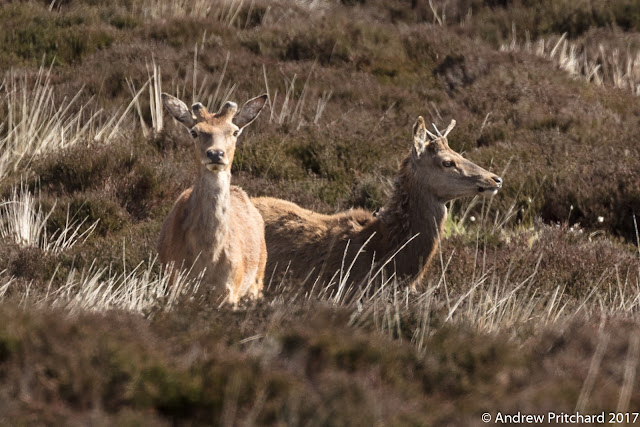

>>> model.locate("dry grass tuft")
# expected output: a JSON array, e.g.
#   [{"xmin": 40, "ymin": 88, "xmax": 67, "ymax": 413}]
[
  {"xmin": 502, "ymin": 29, "xmax": 640, "ymax": 95},
  {"xmin": 48, "ymin": 258, "xmax": 203, "ymax": 314},
  {"xmin": 0, "ymin": 181, "xmax": 98, "ymax": 253}
]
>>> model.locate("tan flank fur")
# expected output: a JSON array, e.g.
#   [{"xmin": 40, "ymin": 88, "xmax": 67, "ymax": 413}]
[
  {"xmin": 253, "ymin": 118, "xmax": 503, "ymax": 291},
  {"xmin": 158, "ymin": 93, "xmax": 268, "ymax": 305}
]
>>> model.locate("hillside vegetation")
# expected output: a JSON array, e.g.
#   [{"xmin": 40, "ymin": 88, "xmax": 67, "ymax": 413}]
[{"xmin": 1, "ymin": 0, "xmax": 640, "ymax": 424}]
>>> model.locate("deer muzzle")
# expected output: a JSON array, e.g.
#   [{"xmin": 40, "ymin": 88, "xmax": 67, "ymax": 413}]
[
  {"xmin": 477, "ymin": 175, "xmax": 502, "ymax": 195},
  {"xmin": 204, "ymin": 149, "xmax": 229, "ymax": 171}
]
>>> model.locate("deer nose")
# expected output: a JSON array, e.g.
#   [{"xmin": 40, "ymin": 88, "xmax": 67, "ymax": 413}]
[
  {"xmin": 492, "ymin": 175, "xmax": 503, "ymax": 187},
  {"xmin": 206, "ymin": 149, "xmax": 225, "ymax": 163}
]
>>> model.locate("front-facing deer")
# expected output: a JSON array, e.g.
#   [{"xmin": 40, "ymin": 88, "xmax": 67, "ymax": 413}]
[{"xmin": 158, "ymin": 93, "xmax": 268, "ymax": 305}]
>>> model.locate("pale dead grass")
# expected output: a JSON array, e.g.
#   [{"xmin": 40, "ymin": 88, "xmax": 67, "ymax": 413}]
[
  {"xmin": 0, "ymin": 181, "xmax": 98, "ymax": 253},
  {"xmin": 0, "ymin": 64, "xmax": 143, "ymax": 182},
  {"xmin": 502, "ymin": 28, "xmax": 640, "ymax": 95}
]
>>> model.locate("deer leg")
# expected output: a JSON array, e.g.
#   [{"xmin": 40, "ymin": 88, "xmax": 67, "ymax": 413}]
[{"xmin": 250, "ymin": 240, "xmax": 267, "ymax": 299}]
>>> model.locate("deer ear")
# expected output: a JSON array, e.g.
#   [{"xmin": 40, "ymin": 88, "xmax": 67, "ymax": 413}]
[
  {"xmin": 233, "ymin": 94, "xmax": 268, "ymax": 129},
  {"xmin": 162, "ymin": 93, "xmax": 196, "ymax": 128},
  {"xmin": 413, "ymin": 116, "xmax": 428, "ymax": 157}
]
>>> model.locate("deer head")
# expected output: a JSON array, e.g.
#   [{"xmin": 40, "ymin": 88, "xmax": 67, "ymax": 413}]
[
  {"xmin": 411, "ymin": 117, "xmax": 502, "ymax": 201},
  {"xmin": 162, "ymin": 93, "xmax": 268, "ymax": 172}
]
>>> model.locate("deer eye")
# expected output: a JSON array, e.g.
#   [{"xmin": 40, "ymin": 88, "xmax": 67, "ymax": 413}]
[
  {"xmin": 189, "ymin": 129, "xmax": 198, "ymax": 138},
  {"xmin": 232, "ymin": 130, "xmax": 240, "ymax": 137},
  {"xmin": 443, "ymin": 160, "xmax": 455, "ymax": 168}
]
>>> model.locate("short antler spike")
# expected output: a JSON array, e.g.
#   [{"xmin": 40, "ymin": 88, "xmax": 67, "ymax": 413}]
[
  {"xmin": 432, "ymin": 123, "xmax": 443, "ymax": 137},
  {"xmin": 442, "ymin": 119, "xmax": 456, "ymax": 138},
  {"xmin": 217, "ymin": 101, "xmax": 238, "ymax": 119},
  {"xmin": 191, "ymin": 102, "xmax": 208, "ymax": 121},
  {"xmin": 425, "ymin": 129, "xmax": 438, "ymax": 140}
]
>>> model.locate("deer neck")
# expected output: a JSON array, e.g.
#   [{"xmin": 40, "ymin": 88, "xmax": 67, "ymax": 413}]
[
  {"xmin": 377, "ymin": 157, "xmax": 447, "ymax": 272},
  {"xmin": 187, "ymin": 169, "xmax": 231, "ymax": 248}
]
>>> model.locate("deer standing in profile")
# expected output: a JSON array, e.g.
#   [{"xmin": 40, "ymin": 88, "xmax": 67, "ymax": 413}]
[
  {"xmin": 158, "ymin": 93, "xmax": 268, "ymax": 305},
  {"xmin": 252, "ymin": 117, "xmax": 502, "ymax": 292}
]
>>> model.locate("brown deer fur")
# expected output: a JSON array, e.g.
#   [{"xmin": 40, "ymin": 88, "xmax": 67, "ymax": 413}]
[
  {"xmin": 158, "ymin": 93, "xmax": 268, "ymax": 305},
  {"xmin": 252, "ymin": 117, "xmax": 503, "ymax": 291}
]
